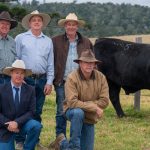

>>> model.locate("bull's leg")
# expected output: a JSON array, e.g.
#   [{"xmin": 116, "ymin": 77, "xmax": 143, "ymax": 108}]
[{"xmin": 108, "ymin": 80, "xmax": 125, "ymax": 117}]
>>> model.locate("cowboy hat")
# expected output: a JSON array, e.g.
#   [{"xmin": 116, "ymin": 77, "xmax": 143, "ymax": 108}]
[
  {"xmin": 74, "ymin": 49, "xmax": 102, "ymax": 64},
  {"xmin": 22, "ymin": 10, "xmax": 51, "ymax": 30},
  {"xmin": 58, "ymin": 13, "xmax": 85, "ymax": 27},
  {"xmin": 3, "ymin": 60, "xmax": 32, "ymax": 77},
  {"xmin": 0, "ymin": 11, "xmax": 18, "ymax": 29}
]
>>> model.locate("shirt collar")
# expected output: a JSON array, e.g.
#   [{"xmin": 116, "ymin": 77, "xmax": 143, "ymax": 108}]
[
  {"xmin": 26, "ymin": 30, "xmax": 45, "ymax": 38},
  {"xmin": 78, "ymin": 68, "xmax": 95, "ymax": 80},
  {"xmin": 66, "ymin": 34, "xmax": 78, "ymax": 42},
  {"xmin": 0, "ymin": 35, "xmax": 9, "ymax": 40},
  {"xmin": 11, "ymin": 81, "xmax": 22, "ymax": 90}
]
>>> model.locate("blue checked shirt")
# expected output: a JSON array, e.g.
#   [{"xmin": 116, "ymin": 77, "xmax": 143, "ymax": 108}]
[
  {"xmin": 15, "ymin": 30, "xmax": 54, "ymax": 85},
  {"xmin": 0, "ymin": 35, "xmax": 16, "ymax": 73}
]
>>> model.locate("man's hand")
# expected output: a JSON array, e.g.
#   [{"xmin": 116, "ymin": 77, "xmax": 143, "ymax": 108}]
[
  {"xmin": 44, "ymin": 84, "xmax": 52, "ymax": 95},
  {"xmin": 96, "ymin": 107, "xmax": 103, "ymax": 118},
  {"xmin": 5, "ymin": 121, "xmax": 19, "ymax": 133}
]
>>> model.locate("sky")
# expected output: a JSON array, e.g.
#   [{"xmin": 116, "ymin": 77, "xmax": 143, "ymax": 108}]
[{"xmin": 22, "ymin": 0, "xmax": 150, "ymax": 7}]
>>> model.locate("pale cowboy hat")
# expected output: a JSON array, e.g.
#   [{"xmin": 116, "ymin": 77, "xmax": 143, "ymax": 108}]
[
  {"xmin": 74, "ymin": 49, "xmax": 102, "ymax": 64},
  {"xmin": 0, "ymin": 11, "xmax": 18, "ymax": 29},
  {"xmin": 22, "ymin": 10, "xmax": 51, "ymax": 30},
  {"xmin": 3, "ymin": 60, "xmax": 32, "ymax": 77},
  {"xmin": 58, "ymin": 13, "xmax": 85, "ymax": 27}
]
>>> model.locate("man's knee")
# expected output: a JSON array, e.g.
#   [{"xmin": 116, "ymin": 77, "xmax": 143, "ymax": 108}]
[
  {"xmin": 68, "ymin": 108, "xmax": 85, "ymax": 120},
  {"xmin": 26, "ymin": 119, "xmax": 42, "ymax": 131}
]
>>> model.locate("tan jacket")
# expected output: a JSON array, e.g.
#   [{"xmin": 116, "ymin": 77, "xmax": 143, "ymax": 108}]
[{"xmin": 64, "ymin": 69, "xmax": 109, "ymax": 124}]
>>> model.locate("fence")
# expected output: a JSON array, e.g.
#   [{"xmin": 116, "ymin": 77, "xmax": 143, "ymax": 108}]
[{"xmin": 134, "ymin": 37, "xmax": 142, "ymax": 111}]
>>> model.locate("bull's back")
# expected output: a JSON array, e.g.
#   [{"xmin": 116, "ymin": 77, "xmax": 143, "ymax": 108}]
[{"xmin": 94, "ymin": 38, "xmax": 150, "ymax": 93}]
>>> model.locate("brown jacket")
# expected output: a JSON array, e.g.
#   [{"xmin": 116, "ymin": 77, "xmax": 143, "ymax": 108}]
[
  {"xmin": 52, "ymin": 32, "xmax": 93, "ymax": 85},
  {"xmin": 64, "ymin": 69, "xmax": 109, "ymax": 124}
]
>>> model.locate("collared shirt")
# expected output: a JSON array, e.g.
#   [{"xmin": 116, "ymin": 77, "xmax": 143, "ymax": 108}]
[
  {"xmin": 15, "ymin": 30, "xmax": 54, "ymax": 85},
  {"xmin": 0, "ymin": 35, "xmax": 16, "ymax": 73},
  {"xmin": 64, "ymin": 37, "xmax": 78, "ymax": 80},
  {"xmin": 11, "ymin": 81, "xmax": 21, "ymax": 103}
]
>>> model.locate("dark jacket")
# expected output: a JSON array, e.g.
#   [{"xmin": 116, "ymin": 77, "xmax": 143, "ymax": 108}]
[
  {"xmin": 0, "ymin": 82, "xmax": 36, "ymax": 142},
  {"xmin": 52, "ymin": 32, "xmax": 93, "ymax": 85}
]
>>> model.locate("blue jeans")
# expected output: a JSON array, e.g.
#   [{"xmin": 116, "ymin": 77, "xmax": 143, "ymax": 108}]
[
  {"xmin": 15, "ymin": 76, "xmax": 46, "ymax": 143},
  {"xmin": 0, "ymin": 119, "xmax": 42, "ymax": 150},
  {"xmin": 25, "ymin": 76, "xmax": 47, "ymax": 122},
  {"xmin": 61, "ymin": 108, "xmax": 94, "ymax": 150},
  {"xmin": 55, "ymin": 83, "xmax": 67, "ymax": 137}
]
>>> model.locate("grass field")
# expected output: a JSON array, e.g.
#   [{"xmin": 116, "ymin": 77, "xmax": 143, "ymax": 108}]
[{"xmin": 40, "ymin": 89, "xmax": 150, "ymax": 150}]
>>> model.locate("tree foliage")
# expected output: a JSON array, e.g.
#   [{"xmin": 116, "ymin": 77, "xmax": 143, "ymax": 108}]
[{"xmin": 2, "ymin": 2, "xmax": 150, "ymax": 38}]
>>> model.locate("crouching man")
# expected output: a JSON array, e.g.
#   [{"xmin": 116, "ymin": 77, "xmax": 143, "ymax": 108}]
[
  {"xmin": 0, "ymin": 60, "xmax": 42, "ymax": 150},
  {"xmin": 55, "ymin": 49, "xmax": 109, "ymax": 150}
]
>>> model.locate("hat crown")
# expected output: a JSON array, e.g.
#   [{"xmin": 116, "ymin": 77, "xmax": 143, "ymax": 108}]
[
  {"xmin": 31, "ymin": 10, "xmax": 40, "ymax": 15},
  {"xmin": 12, "ymin": 60, "xmax": 26, "ymax": 70},
  {"xmin": 80, "ymin": 49, "xmax": 96, "ymax": 60},
  {"xmin": 73, "ymin": 49, "xmax": 101, "ymax": 64},
  {"xmin": 0, "ymin": 11, "xmax": 11, "ymax": 20},
  {"xmin": 66, "ymin": 13, "xmax": 78, "ymax": 21}
]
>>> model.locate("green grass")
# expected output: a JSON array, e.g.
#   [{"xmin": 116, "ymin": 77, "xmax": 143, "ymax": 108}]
[{"xmin": 40, "ymin": 90, "xmax": 150, "ymax": 150}]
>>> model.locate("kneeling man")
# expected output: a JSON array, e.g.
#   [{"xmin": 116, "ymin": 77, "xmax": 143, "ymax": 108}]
[
  {"xmin": 56, "ymin": 49, "xmax": 109, "ymax": 150},
  {"xmin": 0, "ymin": 60, "xmax": 42, "ymax": 150}
]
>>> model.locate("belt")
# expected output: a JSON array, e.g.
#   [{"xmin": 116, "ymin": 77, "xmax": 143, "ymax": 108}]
[
  {"xmin": 57, "ymin": 80, "xmax": 66, "ymax": 86},
  {"xmin": 29, "ymin": 73, "xmax": 46, "ymax": 79}
]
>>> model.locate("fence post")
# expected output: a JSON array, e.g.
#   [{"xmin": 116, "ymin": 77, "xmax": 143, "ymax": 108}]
[{"xmin": 134, "ymin": 37, "xmax": 142, "ymax": 111}]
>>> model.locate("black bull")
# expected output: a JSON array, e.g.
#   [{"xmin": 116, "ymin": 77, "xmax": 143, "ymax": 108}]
[{"xmin": 94, "ymin": 38, "xmax": 150, "ymax": 117}]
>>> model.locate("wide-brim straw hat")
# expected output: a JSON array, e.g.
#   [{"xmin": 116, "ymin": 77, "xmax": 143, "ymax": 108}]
[
  {"xmin": 22, "ymin": 10, "xmax": 51, "ymax": 30},
  {"xmin": 0, "ymin": 11, "xmax": 18, "ymax": 29},
  {"xmin": 3, "ymin": 60, "xmax": 32, "ymax": 77},
  {"xmin": 74, "ymin": 49, "xmax": 102, "ymax": 64},
  {"xmin": 58, "ymin": 13, "xmax": 85, "ymax": 27}
]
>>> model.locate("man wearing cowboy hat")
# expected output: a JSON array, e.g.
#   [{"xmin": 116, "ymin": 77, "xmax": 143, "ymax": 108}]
[
  {"xmin": 0, "ymin": 11, "xmax": 17, "ymax": 85},
  {"xmin": 55, "ymin": 49, "xmax": 109, "ymax": 150},
  {"xmin": 50, "ymin": 13, "xmax": 93, "ymax": 149},
  {"xmin": 0, "ymin": 59, "xmax": 42, "ymax": 150},
  {"xmin": 15, "ymin": 10, "xmax": 54, "ymax": 149}
]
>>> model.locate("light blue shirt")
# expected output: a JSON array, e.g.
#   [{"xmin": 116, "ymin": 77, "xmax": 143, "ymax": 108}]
[
  {"xmin": 11, "ymin": 81, "xmax": 21, "ymax": 103},
  {"xmin": 15, "ymin": 30, "xmax": 54, "ymax": 85},
  {"xmin": 64, "ymin": 39, "xmax": 78, "ymax": 80}
]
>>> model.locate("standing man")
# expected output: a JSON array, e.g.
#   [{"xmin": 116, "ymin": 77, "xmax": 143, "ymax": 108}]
[
  {"xmin": 0, "ymin": 60, "xmax": 42, "ymax": 150},
  {"xmin": 49, "ymin": 13, "xmax": 93, "ymax": 148},
  {"xmin": 0, "ymin": 11, "xmax": 17, "ymax": 84},
  {"xmin": 57, "ymin": 49, "xmax": 109, "ymax": 150},
  {"xmin": 15, "ymin": 10, "xmax": 54, "ymax": 149}
]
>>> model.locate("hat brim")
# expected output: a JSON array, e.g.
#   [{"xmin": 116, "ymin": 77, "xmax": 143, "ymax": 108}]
[
  {"xmin": 58, "ymin": 19, "xmax": 85, "ymax": 28},
  {"xmin": 0, "ymin": 18, "xmax": 18, "ymax": 29},
  {"xmin": 22, "ymin": 13, "xmax": 51, "ymax": 30},
  {"xmin": 74, "ymin": 58, "xmax": 102, "ymax": 64},
  {"xmin": 3, "ymin": 67, "xmax": 32, "ymax": 77}
]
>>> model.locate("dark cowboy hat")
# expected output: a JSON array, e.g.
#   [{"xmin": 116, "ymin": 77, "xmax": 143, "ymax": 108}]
[
  {"xmin": 74, "ymin": 49, "xmax": 102, "ymax": 64},
  {"xmin": 0, "ymin": 11, "xmax": 18, "ymax": 29}
]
